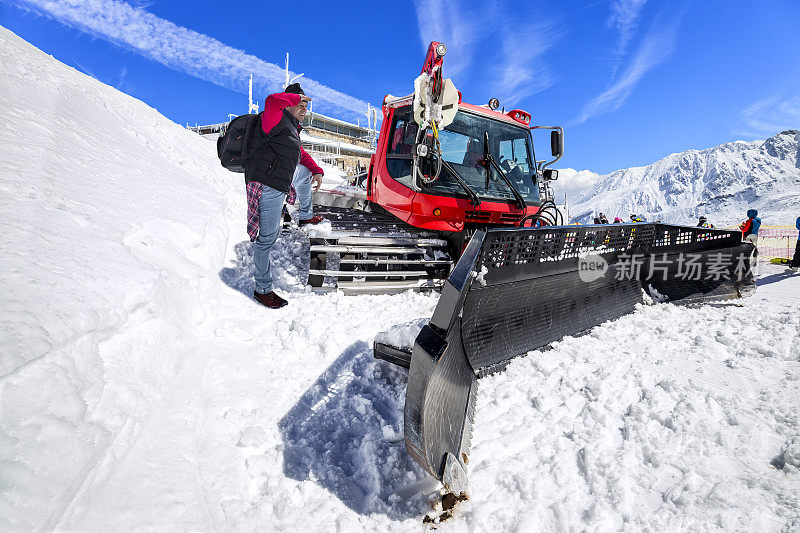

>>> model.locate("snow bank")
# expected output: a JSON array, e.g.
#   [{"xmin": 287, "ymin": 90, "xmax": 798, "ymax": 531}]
[
  {"xmin": 0, "ymin": 25, "xmax": 236, "ymax": 529},
  {"xmin": 317, "ymin": 161, "xmax": 347, "ymax": 188}
]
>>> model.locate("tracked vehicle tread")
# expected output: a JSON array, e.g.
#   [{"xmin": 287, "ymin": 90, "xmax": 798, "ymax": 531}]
[{"xmin": 305, "ymin": 206, "xmax": 454, "ymax": 294}]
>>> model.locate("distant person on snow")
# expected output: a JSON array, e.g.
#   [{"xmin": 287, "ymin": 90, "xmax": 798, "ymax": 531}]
[
  {"xmin": 790, "ymin": 216, "xmax": 800, "ymax": 269},
  {"xmin": 697, "ymin": 216, "xmax": 715, "ymax": 228},
  {"xmin": 739, "ymin": 208, "xmax": 761, "ymax": 265},
  {"xmin": 245, "ymin": 83, "xmax": 312, "ymax": 309},
  {"xmin": 598, "ymin": 212, "xmax": 609, "ymax": 224},
  {"xmin": 739, "ymin": 209, "xmax": 761, "ymax": 247}
]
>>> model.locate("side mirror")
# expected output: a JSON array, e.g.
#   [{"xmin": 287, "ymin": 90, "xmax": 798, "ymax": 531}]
[
  {"xmin": 550, "ymin": 130, "xmax": 563, "ymax": 157},
  {"xmin": 543, "ymin": 169, "xmax": 558, "ymax": 181}
]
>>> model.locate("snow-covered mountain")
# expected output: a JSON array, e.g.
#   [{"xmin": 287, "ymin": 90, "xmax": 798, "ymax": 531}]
[{"xmin": 565, "ymin": 132, "xmax": 800, "ymax": 225}]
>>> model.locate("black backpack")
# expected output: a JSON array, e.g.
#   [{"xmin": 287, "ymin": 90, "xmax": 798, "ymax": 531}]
[{"xmin": 217, "ymin": 112, "xmax": 262, "ymax": 172}]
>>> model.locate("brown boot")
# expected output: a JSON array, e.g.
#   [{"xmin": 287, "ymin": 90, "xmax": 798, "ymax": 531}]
[
  {"xmin": 253, "ymin": 290, "xmax": 288, "ymax": 309},
  {"xmin": 299, "ymin": 214, "xmax": 326, "ymax": 226}
]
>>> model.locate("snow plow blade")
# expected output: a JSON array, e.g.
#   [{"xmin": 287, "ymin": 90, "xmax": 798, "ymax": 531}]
[{"xmin": 401, "ymin": 223, "xmax": 755, "ymax": 493}]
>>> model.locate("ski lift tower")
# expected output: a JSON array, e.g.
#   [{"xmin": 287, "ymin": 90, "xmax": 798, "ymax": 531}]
[
  {"xmin": 284, "ymin": 52, "xmax": 304, "ymax": 89},
  {"xmin": 248, "ymin": 74, "xmax": 259, "ymax": 114},
  {"xmin": 365, "ymin": 104, "xmax": 378, "ymax": 149}
]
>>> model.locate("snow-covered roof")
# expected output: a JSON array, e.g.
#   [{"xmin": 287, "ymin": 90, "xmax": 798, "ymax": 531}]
[
  {"xmin": 300, "ymin": 130, "xmax": 374, "ymax": 156},
  {"xmin": 305, "ymin": 111, "xmax": 370, "ymax": 132}
]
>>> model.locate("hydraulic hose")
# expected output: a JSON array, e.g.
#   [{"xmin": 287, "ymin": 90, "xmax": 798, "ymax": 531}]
[
  {"xmin": 519, "ymin": 199, "xmax": 564, "ymax": 227},
  {"xmin": 415, "ymin": 122, "xmax": 443, "ymax": 185}
]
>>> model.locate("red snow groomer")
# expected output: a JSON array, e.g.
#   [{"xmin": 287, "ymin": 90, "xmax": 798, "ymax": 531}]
[
  {"xmin": 371, "ymin": 41, "xmax": 564, "ymax": 232},
  {"xmin": 309, "ymin": 42, "xmax": 564, "ymax": 293},
  {"xmin": 312, "ymin": 43, "xmax": 756, "ymax": 494}
]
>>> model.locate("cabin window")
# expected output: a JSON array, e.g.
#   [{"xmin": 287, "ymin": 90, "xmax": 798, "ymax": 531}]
[{"xmin": 385, "ymin": 108, "xmax": 415, "ymax": 187}]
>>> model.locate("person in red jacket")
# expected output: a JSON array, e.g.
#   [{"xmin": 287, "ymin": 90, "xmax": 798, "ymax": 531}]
[{"xmin": 245, "ymin": 84, "xmax": 311, "ymax": 308}]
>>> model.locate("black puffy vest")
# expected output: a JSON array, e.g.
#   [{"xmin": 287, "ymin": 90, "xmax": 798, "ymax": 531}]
[{"xmin": 245, "ymin": 109, "xmax": 301, "ymax": 193}]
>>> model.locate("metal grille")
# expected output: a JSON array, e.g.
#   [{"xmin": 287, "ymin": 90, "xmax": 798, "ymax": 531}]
[
  {"xmin": 482, "ymin": 225, "xmax": 656, "ymax": 270},
  {"xmin": 460, "ymin": 223, "xmax": 752, "ymax": 371},
  {"xmin": 307, "ymin": 206, "xmax": 452, "ymax": 293},
  {"xmin": 650, "ymin": 224, "xmax": 741, "ymax": 249}
]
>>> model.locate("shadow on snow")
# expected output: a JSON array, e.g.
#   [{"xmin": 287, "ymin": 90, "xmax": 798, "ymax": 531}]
[
  {"xmin": 218, "ymin": 229, "xmax": 311, "ymax": 299},
  {"xmin": 278, "ymin": 341, "xmax": 435, "ymax": 519},
  {"xmin": 755, "ymin": 269, "xmax": 797, "ymax": 287}
]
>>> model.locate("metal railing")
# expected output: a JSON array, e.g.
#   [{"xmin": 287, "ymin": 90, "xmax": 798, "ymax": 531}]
[
  {"xmin": 754, "ymin": 226, "xmax": 799, "ymax": 259},
  {"xmin": 723, "ymin": 225, "xmax": 798, "ymax": 259}
]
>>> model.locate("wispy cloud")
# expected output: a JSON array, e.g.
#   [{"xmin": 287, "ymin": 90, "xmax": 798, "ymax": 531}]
[
  {"xmin": 6, "ymin": 0, "xmax": 371, "ymax": 122},
  {"xmin": 575, "ymin": 14, "xmax": 680, "ymax": 125},
  {"xmin": 412, "ymin": 0, "xmax": 481, "ymax": 78},
  {"xmin": 412, "ymin": 0, "xmax": 559, "ymax": 106},
  {"xmin": 115, "ymin": 66, "xmax": 128, "ymax": 90},
  {"xmin": 493, "ymin": 9, "xmax": 558, "ymax": 107},
  {"xmin": 608, "ymin": 0, "xmax": 647, "ymax": 59},
  {"xmin": 737, "ymin": 93, "xmax": 800, "ymax": 138}
]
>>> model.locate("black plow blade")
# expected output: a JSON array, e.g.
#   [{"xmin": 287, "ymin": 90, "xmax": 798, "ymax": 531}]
[{"xmin": 394, "ymin": 223, "xmax": 755, "ymax": 492}]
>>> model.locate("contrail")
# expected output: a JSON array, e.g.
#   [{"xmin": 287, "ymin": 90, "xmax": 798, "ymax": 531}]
[{"xmin": 6, "ymin": 0, "xmax": 372, "ymax": 122}]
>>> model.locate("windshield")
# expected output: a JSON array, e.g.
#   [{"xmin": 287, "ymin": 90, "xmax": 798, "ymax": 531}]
[{"xmin": 385, "ymin": 108, "xmax": 540, "ymax": 205}]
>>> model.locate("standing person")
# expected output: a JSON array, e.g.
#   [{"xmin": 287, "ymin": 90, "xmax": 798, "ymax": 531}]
[
  {"xmin": 697, "ymin": 216, "xmax": 714, "ymax": 228},
  {"xmin": 739, "ymin": 209, "xmax": 761, "ymax": 247},
  {"xmin": 245, "ymin": 84, "xmax": 312, "ymax": 309},
  {"xmin": 291, "ymin": 148, "xmax": 326, "ymax": 225},
  {"xmin": 790, "ymin": 216, "xmax": 800, "ymax": 269},
  {"xmin": 739, "ymin": 208, "xmax": 761, "ymax": 265}
]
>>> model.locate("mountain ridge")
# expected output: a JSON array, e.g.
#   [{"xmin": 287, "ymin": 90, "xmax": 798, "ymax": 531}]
[{"xmin": 564, "ymin": 130, "xmax": 800, "ymax": 226}]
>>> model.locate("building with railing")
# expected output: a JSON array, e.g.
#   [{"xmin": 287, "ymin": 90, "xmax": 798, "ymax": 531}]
[
  {"xmin": 188, "ymin": 108, "xmax": 377, "ymax": 176},
  {"xmin": 299, "ymin": 110, "xmax": 375, "ymax": 173}
]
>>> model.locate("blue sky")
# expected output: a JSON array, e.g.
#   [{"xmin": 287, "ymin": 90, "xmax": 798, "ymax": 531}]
[{"xmin": 1, "ymin": 0, "xmax": 799, "ymax": 174}]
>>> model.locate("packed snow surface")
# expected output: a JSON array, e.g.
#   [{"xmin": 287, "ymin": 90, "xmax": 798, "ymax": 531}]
[
  {"xmin": 374, "ymin": 319, "xmax": 428, "ymax": 351},
  {"xmin": 1, "ymin": 26, "xmax": 799, "ymax": 531}
]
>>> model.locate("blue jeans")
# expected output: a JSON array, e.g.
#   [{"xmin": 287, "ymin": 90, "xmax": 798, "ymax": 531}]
[
  {"xmin": 253, "ymin": 185, "xmax": 286, "ymax": 294},
  {"xmin": 292, "ymin": 164, "xmax": 314, "ymax": 220}
]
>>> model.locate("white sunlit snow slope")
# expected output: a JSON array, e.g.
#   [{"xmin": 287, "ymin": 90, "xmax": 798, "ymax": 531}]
[
  {"xmin": 0, "ymin": 23, "xmax": 233, "ymax": 529},
  {"xmin": 1, "ymin": 25, "xmax": 799, "ymax": 532},
  {"xmin": 0, "ymin": 26, "xmax": 438, "ymax": 531}
]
